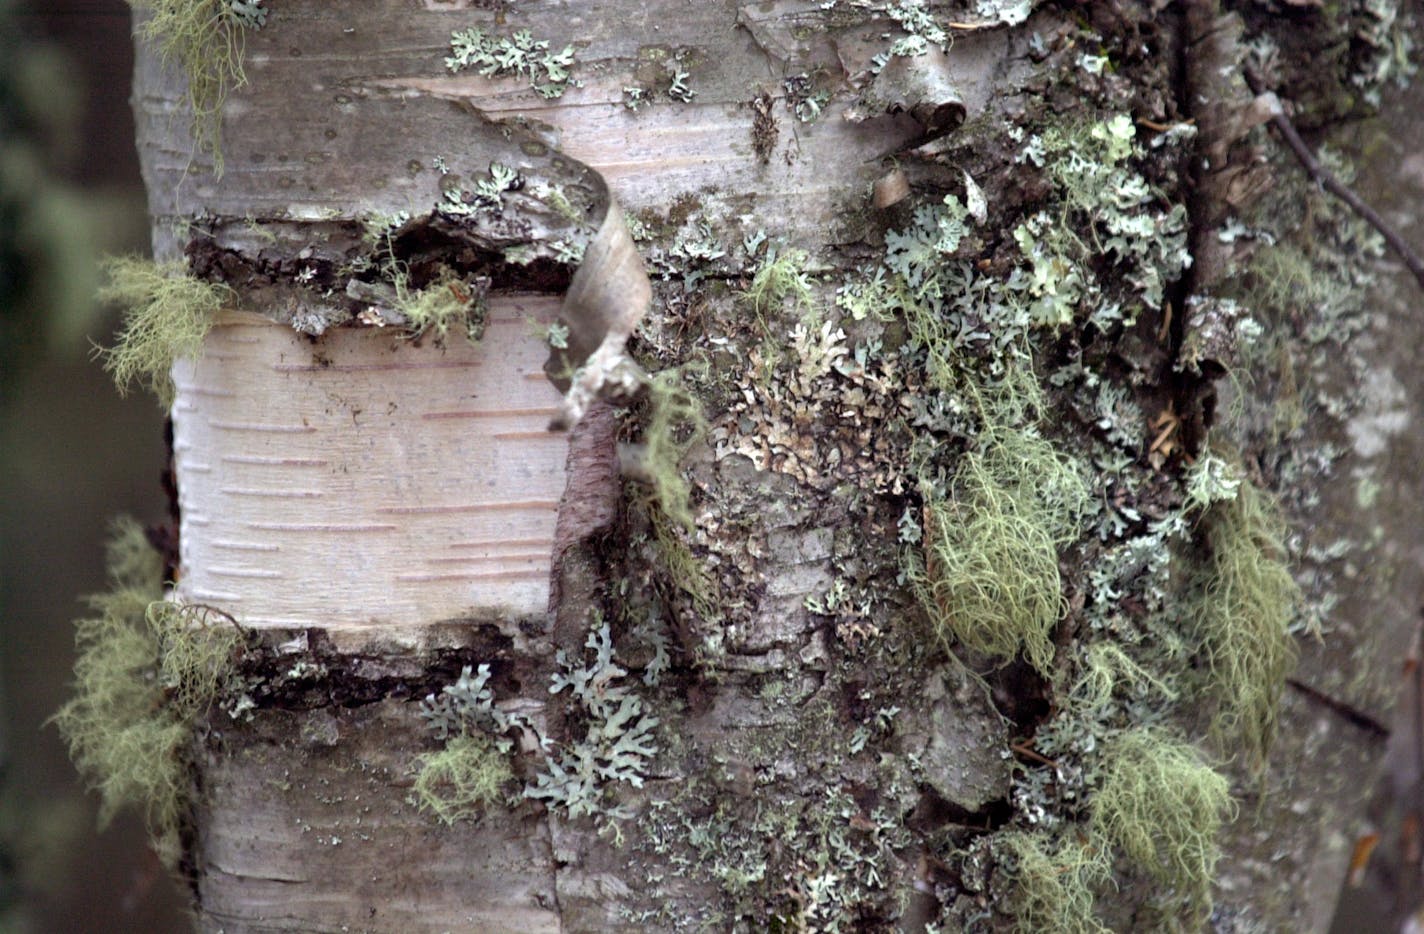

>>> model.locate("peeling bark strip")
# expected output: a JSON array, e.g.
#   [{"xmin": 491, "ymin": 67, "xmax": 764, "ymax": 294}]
[
  {"xmin": 172, "ymin": 300, "xmax": 567, "ymax": 633},
  {"xmin": 548, "ymin": 201, "xmax": 652, "ymax": 429},
  {"xmin": 132, "ymin": 0, "xmax": 950, "ymax": 259}
]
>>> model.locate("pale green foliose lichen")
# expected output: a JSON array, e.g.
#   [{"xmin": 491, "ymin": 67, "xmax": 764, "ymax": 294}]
[
  {"xmin": 418, "ymin": 621, "xmax": 659, "ymax": 836},
  {"xmin": 445, "ymin": 26, "xmax": 577, "ymax": 98},
  {"xmin": 524, "ymin": 620, "xmax": 660, "ymax": 831}
]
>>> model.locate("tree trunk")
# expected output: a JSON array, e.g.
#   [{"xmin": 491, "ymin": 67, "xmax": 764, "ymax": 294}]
[{"xmin": 119, "ymin": 1, "xmax": 1424, "ymax": 930}]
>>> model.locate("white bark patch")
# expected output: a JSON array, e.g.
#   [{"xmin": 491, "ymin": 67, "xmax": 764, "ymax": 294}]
[
  {"xmin": 1345, "ymin": 366, "xmax": 1409, "ymax": 459},
  {"xmin": 172, "ymin": 299, "xmax": 568, "ymax": 632}
]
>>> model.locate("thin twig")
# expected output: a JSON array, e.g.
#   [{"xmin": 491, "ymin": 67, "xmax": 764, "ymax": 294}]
[
  {"xmin": 1244, "ymin": 71, "xmax": 1424, "ymax": 292},
  {"xmin": 1138, "ymin": 117, "xmax": 1195, "ymax": 133},
  {"xmin": 1010, "ymin": 741, "xmax": 1058, "ymax": 769}
]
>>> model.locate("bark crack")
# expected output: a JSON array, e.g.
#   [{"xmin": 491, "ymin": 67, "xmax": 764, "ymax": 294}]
[{"xmin": 1286, "ymin": 677, "xmax": 1392, "ymax": 739}]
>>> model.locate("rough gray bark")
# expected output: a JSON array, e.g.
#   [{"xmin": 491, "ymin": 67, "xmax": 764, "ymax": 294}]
[{"xmin": 124, "ymin": 1, "xmax": 1424, "ymax": 931}]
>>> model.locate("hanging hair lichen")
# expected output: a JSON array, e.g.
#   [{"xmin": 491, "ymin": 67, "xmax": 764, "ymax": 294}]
[
  {"xmin": 412, "ymin": 734, "xmax": 513, "ymax": 824},
  {"xmin": 1070, "ymin": 642, "xmax": 1178, "ymax": 717},
  {"xmin": 1186, "ymin": 470, "xmax": 1300, "ymax": 765},
  {"xmin": 396, "ymin": 270, "xmax": 487, "ymax": 344},
  {"xmin": 131, "ymin": 0, "xmax": 267, "ymax": 174},
  {"xmin": 633, "ymin": 367, "xmax": 720, "ymax": 620},
  {"xmin": 1091, "ymin": 727, "xmax": 1234, "ymax": 919},
  {"xmin": 995, "ymin": 829, "xmax": 1109, "ymax": 934},
  {"xmin": 639, "ymin": 366, "xmax": 708, "ymax": 532},
  {"xmin": 912, "ymin": 365, "xmax": 1090, "ymax": 673},
  {"xmin": 96, "ymin": 256, "xmax": 230, "ymax": 407},
  {"xmin": 741, "ymin": 247, "xmax": 814, "ymax": 322},
  {"xmin": 49, "ymin": 517, "xmax": 243, "ymax": 864}
]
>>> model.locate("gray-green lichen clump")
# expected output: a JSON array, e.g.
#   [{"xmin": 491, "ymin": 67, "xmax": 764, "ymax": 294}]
[
  {"xmin": 96, "ymin": 256, "xmax": 230, "ymax": 407},
  {"xmin": 50, "ymin": 517, "xmax": 243, "ymax": 865},
  {"xmin": 445, "ymin": 26, "xmax": 577, "ymax": 99},
  {"xmin": 414, "ymin": 664, "xmax": 516, "ymax": 823},
  {"xmin": 416, "ymin": 619, "xmax": 660, "ymax": 835}
]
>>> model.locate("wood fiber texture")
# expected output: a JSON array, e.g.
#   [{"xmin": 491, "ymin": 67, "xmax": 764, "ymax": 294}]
[{"xmin": 172, "ymin": 299, "xmax": 567, "ymax": 632}]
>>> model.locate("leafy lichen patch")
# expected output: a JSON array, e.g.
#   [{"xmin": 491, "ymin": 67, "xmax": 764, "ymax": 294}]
[
  {"xmin": 627, "ymin": 714, "xmax": 914, "ymax": 931},
  {"xmin": 445, "ymin": 25, "xmax": 578, "ymax": 99},
  {"xmin": 417, "ymin": 620, "xmax": 659, "ymax": 839},
  {"xmin": 413, "ymin": 663, "xmax": 516, "ymax": 823}
]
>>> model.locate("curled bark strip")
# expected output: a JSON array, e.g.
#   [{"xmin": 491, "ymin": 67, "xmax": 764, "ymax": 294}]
[
  {"xmin": 860, "ymin": 46, "xmax": 962, "ymax": 139},
  {"xmin": 421, "ymin": 106, "xmax": 654, "ymax": 431},
  {"xmin": 548, "ymin": 401, "xmax": 621, "ymax": 660},
  {"xmin": 546, "ymin": 200, "xmax": 653, "ymax": 430},
  {"xmin": 873, "ymin": 167, "xmax": 912, "ymax": 209},
  {"xmin": 850, "ymin": 46, "xmax": 966, "ymax": 143}
]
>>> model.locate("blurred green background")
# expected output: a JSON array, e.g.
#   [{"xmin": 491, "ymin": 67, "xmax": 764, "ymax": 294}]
[{"xmin": 1, "ymin": 0, "xmax": 185, "ymax": 929}]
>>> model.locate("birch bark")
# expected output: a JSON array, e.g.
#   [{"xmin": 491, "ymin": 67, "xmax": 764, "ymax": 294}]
[{"xmin": 120, "ymin": 2, "xmax": 1424, "ymax": 930}]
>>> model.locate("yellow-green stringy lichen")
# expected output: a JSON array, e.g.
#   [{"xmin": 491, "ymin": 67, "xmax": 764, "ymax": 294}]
[
  {"xmin": 640, "ymin": 368, "xmax": 719, "ymax": 620},
  {"xmin": 131, "ymin": 0, "xmax": 265, "ymax": 174},
  {"xmin": 396, "ymin": 271, "xmax": 487, "ymax": 344},
  {"xmin": 641, "ymin": 367, "xmax": 706, "ymax": 531},
  {"xmin": 96, "ymin": 256, "xmax": 230, "ymax": 407},
  {"xmin": 1069, "ymin": 642, "xmax": 1178, "ymax": 717},
  {"xmin": 912, "ymin": 367, "xmax": 1090, "ymax": 674},
  {"xmin": 995, "ymin": 829, "xmax": 1109, "ymax": 934},
  {"xmin": 412, "ymin": 733, "xmax": 513, "ymax": 824},
  {"xmin": 50, "ymin": 517, "xmax": 242, "ymax": 864},
  {"xmin": 1188, "ymin": 475, "xmax": 1301, "ymax": 765},
  {"xmin": 741, "ymin": 247, "xmax": 813, "ymax": 323},
  {"xmin": 1091, "ymin": 727, "xmax": 1233, "ymax": 918}
]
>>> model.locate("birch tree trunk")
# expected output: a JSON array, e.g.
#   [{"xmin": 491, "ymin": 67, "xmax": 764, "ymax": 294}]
[{"xmin": 120, "ymin": 1, "xmax": 1424, "ymax": 930}]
